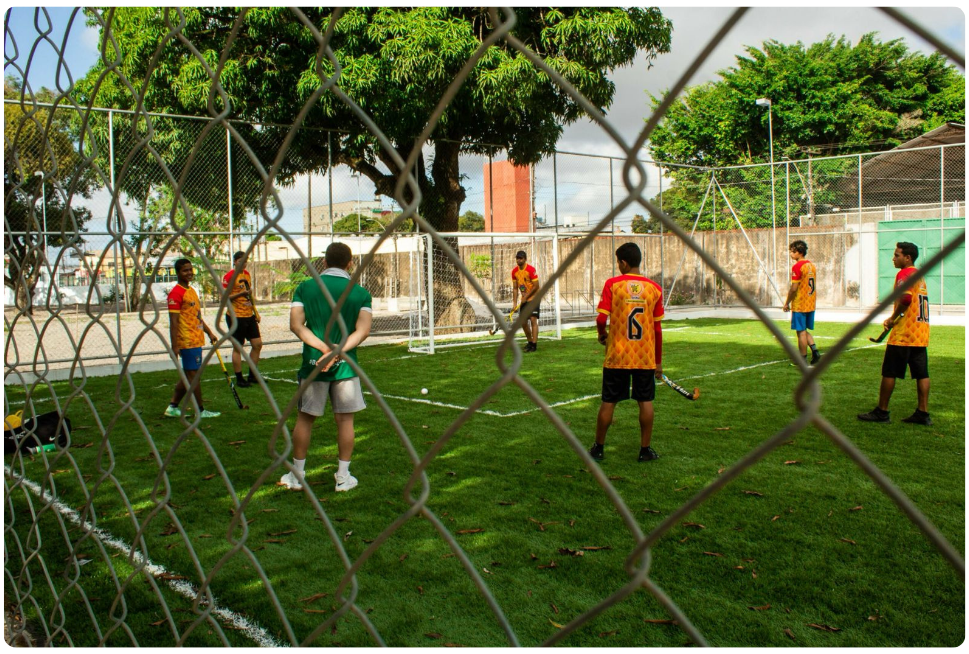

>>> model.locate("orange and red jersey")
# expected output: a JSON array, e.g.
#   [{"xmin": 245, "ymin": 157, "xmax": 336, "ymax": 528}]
[
  {"xmin": 167, "ymin": 283, "xmax": 205, "ymax": 350},
  {"xmin": 222, "ymin": 268, "xmax": 255, "ymax": 318},
  {"xmin": 888, "ymin": 267, "xmax": 929, "ymax": 347},
  {"xmin": 790, "ymin": 259, "xmax": 817, "ymax": 313},
  {"xmin": 596, "ymin": 274, "xmax": 664, "ymax": 369},
  {"xmin": 511, "ymin": 264, "xmax": 538, "ymax": 299}
]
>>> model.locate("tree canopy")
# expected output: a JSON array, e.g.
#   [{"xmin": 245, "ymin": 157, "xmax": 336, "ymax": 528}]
[
  {"xmin": 459, "ymin": 210, "xmax": 485, "ymax": 232},
  {"xmin": 79, "ymin": 7, "xmax": 671, "ymax": 226},
  {"xmin": 647, "ymin": 33, "xmax": 965, "ymax": 231},
  {"xmin": 648, "ymin": 33, "xmax": 964, "ymax": 168}
]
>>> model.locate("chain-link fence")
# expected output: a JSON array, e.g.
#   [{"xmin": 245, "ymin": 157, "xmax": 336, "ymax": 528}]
[{"xmin": 4, "ymin": 6, "xmax": 965, "ymax": 647}]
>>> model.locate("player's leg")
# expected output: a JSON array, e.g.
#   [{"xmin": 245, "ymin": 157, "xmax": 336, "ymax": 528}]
[
  {"xmin": 331, "ymin": 377, "xmax": 366, "ymax": 491},
  {"xmin": 167, "ymin": 368, "xmax": 188, "ymax": 417},
  {"xmin": 805, "ymin": 312, "xmax": 821, "ymax": 364},
  {"xmin": 229, "ymin": 317, "xmax": 251, "ymax": 387},
  {"xmin": 281, "ymin": 379, "xmax": 326, "ymax": 489},
  {"xmin": 248, "ymin": 337, "xmax": 263, "ymax": 382},
  {"xmin": 632, "ymin": 371, "xmax": 659, "ymax": 461},
  {"xmin": 530, "ymin": 312, "xmax": 539, "ymax": 349},
  {"xmin": 796, "ymin": 329, "xmax": 809, "ymax": 357},
  {"xmin": 594, "ymin": 402, "xmax": 616, "ymax": 447},
  {"xmin": 859, "ymin": 347, "xmax": 900, "ymax": 422},
  {"xmin": 902, "ymin": 348, "xmax": 932, "ymax": 425}
]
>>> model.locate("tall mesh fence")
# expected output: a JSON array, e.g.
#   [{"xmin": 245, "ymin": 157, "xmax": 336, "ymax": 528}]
[{"xmin": 4, "ymin": 6, "xmax": 965, "ymax": 647}]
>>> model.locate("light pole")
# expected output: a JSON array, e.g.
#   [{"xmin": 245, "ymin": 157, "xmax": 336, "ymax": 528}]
[
  {"xmin": 351, "ymin": 171, "xmax": 361, "ymax": 233},
  {"xmin": 756, "ymin": 97, "xmax": 778, "ymax": 302},
  {"xmin": 34, "ymin": 171, "xmax": 47, "ymax": 256}
]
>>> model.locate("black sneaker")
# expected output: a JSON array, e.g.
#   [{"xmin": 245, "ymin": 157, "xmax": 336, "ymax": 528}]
[
  {"xmin": 235, "ymin": 377, "xmax": 251, "ymax": 388},
  {"xmin": 810, "ymin": 351, "xmax": 822, "ymax": 365},
  {"xmin": 857, "ymin": 408, "xmax": 890, "ymax": 423},
  {"xmin": 588, "ymin": 443, "xmax": 604, "ymax": 461},
  {"xmin": 247, "ymin": 375, "xmax": 258, "ymax": 385},
  {"xmin": 638, "ymin": 446, "xmax": 659, "ymax": 462},
  {"xmin": 901, "ymin": 410, "xmax": 933, "ymax": 426},
  {"xmin": 524, "ymin": 342, "xmax": 536, "ymax": 352}
]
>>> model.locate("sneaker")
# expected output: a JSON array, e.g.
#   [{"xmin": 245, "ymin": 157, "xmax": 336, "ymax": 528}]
[
  {"xmin": 278, "ymin": 471, "xmax": 303, "ymax": 490},
  {"xmin": 588, "ymin": 443, "xmax": 604, "ymax": 461},
  {"xmin": 335, "ymin": 473, "xmax": 358, "ymax": 492},
  {"xmin": 857, "ymin": 408, "xmax": 890, "ymax": 423},
  {"xmin": 163, "ymin": 405, "xmax": 181, "ymax": 418},
  {"xmin": 247, "ymin": 374, "xmax": 259, "ymax": 384},
  {"xmin": 901, "ymin": 410, "xmax": 933, "ymax": 426},
  {"xmin": 810, "ymin": 351, "xmax": 822, "ymax": 365},
  {"xmin": 235, "ymin": 377, "xmax": 251, "ymax": 388},
  {"xmin": 199, "ymin": 409, "xmax": 221, "ymax": 418},
  {"xmin": 638, "ymin": 446, "xmax": 659, "ymax": 462}
]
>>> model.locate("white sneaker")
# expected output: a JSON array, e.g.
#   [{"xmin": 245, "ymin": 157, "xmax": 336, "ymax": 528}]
[
  {"xmin": 278, "ymin": 471, "xmax": 303, "ymax": 490},
  {"xmin": 334, "ymin": 473, "xmax": 358, "ymax": 493}
]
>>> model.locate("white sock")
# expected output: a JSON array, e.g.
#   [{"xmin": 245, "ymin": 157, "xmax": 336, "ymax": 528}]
[
  {"xmin": 293, "ymin": 458, "xmax": 306, "ymax": 476},
  {"xmin": 337, "ymin": 459, "xmax": 351, "ymax": 478}
]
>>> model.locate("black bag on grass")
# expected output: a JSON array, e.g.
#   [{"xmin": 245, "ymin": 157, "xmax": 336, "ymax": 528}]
[{"xmin": 3, "ymin": 411, "xmax": 71, "ymax": 455}]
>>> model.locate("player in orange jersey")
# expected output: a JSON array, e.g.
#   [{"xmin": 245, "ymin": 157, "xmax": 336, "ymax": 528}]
[
  {"xmin": 222, "ymin": 251, "xmax": 262, "ymax": 387},
  {"xmin": 588, "ymin": 242, "xmax": 664, "ymax": 463},
  {"xmin": 511, "ymin": 250, "xmax": 541, "ymax": 352},
  {"xmin": 165, "ymin": 259, "xmax": 220, "ymax": 419},
  {"xmin": 782, "ymin": 240, "xmax": 821, "ymax": 366},
  {"xmin": 858, "ymin": 242, "xmax": 932, "ymax": 425}
]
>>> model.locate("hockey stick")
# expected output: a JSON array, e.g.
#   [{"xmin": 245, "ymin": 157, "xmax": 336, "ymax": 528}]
[
  {"xmin": 214, "ymin": 349, "xmax": 248, "ymax": 410},
  {"xmin": 488, "ymin": 303, "xmax": 521, "ymax": 336},
  {"xmin": 869, "ymin": 313, "xmax": 903, "ymax": 343},
  {"xmin": 660, "ymin": 374, "xmax": 699, "ymax": 401}
]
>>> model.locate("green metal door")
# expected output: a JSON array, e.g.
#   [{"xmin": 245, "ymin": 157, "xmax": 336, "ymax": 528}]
[{"xmin": 878, "ymin": 217, "xmax": 965, "ymax": 305}]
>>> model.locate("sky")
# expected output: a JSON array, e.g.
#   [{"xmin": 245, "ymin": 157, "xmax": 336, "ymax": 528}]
[{"xmin": 4, "ymin": 5, "xmax": 965, "ymax": 240}]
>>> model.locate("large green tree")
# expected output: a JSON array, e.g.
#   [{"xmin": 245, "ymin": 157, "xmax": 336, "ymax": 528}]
[
  {"xmin": 4, "ymin": 80, "xmax": 97, "ymax": 310},
  {"xmin": 78, "ymin": 7, "xmax": 671, "ymax": 326},
  {"xmin": 647, "ymin": 33, "xmax": 965, "ymax": 229}
]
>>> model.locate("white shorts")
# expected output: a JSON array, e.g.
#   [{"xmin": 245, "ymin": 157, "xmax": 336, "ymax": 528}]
[{"xmin": 297, "ymin": 377, "xmax": 366, "ymax": 416}]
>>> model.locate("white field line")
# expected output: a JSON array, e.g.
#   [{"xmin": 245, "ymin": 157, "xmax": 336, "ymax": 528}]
[
  {"xmin": 4, "ymin": 467, "xmax": 286, "ymax": 648},
  {"xmin": 677, "ymin": 342, "xmax": 882, "ymax": 381}
]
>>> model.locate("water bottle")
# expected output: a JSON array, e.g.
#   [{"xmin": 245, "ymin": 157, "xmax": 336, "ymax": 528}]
[{"xmin": 26, "ymin": 443, "xmax": 57, "ymax": 455}]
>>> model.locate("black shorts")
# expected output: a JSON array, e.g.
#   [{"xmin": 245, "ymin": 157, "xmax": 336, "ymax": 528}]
[
  {"xmin": 519, "ymin": 300, "xmax": 540, "ymax": 319},
  {"xmin": 601, "ymin": 368, "xmax": 656, "ymax": 404},
  {"xmin": 881, "ymin": 345, "xmax": 928, "ymax": 380},
  {"xmin": 226, "ymin": 315, "xmax": 261, "ymax": 344}
]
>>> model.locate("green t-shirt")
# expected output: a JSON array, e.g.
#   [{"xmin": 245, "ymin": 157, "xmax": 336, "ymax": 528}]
[{"xmin": 293, "ymin": 270, "xmax": 372, "ymax": 381}]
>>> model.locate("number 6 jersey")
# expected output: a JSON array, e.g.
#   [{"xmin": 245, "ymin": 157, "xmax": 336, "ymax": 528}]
[{"xmin": 597, "ymin": 274, "xmax": 664, "ymax": 369}]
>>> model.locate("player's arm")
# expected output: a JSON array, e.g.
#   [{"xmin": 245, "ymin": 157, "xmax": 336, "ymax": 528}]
[
  {"xmin": 289, "ymin": 304, "xmax": 331, "ymax": 356},
  {"xmin": 783, "ymin": 281, "xmax": 799, "ymax": 312},
  {"xmin": 884, "ymin": 292, "xmax": 912, "ymax": 329},
  {"xmin": 525, "ymin": 279, "xmax": 541, "ymax": 304},
  {"xmin": 654, "ymin": 321, "xmax": 663, "ymax": 379},
  {"xmin": 595, "ymin": 280, "xmax": 612, "ymax": 345},
  {"xmin": 344, "ymin": 309, "xmax": 373, "ymax": 351},
  {"xmin": 596, "ymin": 311, "xmax": 609, "ymax": 345},
  {"xmin": 168, "ymin": 311, "xmax": 181, "ymax": 356},
  {"xmin": 200, "ymin": 315, "xmax": 217, "ymax": 344}
]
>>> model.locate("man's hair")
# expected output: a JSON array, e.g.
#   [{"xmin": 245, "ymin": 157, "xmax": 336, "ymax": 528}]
[
  {"xmin": 896, "ymin": 241, "xmax": 919, "ymax": 263},
  {"xmin": 233, "ymin": 250, "xmax": 246, "ymax": 262},
  {"xmin": 615, "ymin": 242, "xmax": 642, "ymax": 268},
  {"xmin": 174, "ymin": 258, "xmax": 192, "ymax": 273},
  {"xmin": 515, "ymin": 250, "xmax": 527, "ymax": 259},
  {"xmin": 325, "ymin": 242, "xmax": 353, "ymax": 269},
  {"xmin": 789, "ymin": 240, "xmax": 808, "ymax": 255}
]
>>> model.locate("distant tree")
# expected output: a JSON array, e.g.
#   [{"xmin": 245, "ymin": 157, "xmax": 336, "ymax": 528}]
[
  {"xmin": 647, "ymin": 33, "xmax": 965, "ymax": 229},
  {"xmin": 4, "ymin": 79, "xmax": 97, "ymax": 311},
  {"xmin": 630, "ymin": 214, "xmax": 650, "ymax": 233},
  {"xmin": 459, "ymin": 210, "xmax": 485, "ymax": 232}
]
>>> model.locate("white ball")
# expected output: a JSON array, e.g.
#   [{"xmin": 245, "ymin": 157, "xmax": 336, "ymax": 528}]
[{"xmin": 421, "ymin": 388, "xmax": 428, "ymax": 395}]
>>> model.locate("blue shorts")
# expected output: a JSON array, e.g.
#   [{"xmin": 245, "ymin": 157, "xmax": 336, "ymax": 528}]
[
  {"xmin": 180, "ymin": 347, "xmax": 203, "ymax": 371},
  {"xmin": 790, "ymin": 311, "xmax": 815, "ymax": 332}
]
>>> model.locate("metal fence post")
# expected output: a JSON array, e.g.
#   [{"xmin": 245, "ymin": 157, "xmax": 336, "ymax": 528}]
[
  {"xmin": 328, "ymin": 131, "xmax": 334, "ymax": 234},
  {"xmin": 553, "ymin": 232, "xmax": 561, "ymax": 339},
  {"xmin": 659, "ymin": 161, "xmax": 664, "ymax": 292},
  {"xmin": 609, "ymin": 157, "xmax": 615, "ymax": 278},
  {"xmin": 426, "ymin": 233, "xmax": 435, "ymax": 355},
  {"xmin": 939, "ymin": 145, "xmax": 945, "ymax": 314},
  {"xmin": 858, "ymin": 154, "xmax": 863, "ymax": 310},
  {"xmin": 227, "ymin": 126, "xmax": 234, "ymax": 255},
  {"xmin": 108, "ymin": 109, "xmax": 123, "ymax": 352}
]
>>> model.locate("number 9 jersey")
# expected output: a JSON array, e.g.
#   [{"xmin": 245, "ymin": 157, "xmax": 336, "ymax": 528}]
[
  {"xmin": 790, "ymin": 259, "xmax": 817, "ymax": 313},
  {"xmin": 597, "ymin": 274, "xmax": 664, "ymax": 369}
]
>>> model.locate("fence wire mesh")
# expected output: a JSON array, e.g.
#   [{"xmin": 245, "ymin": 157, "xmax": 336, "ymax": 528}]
[{"xmin": 4, "ymin": 6, "xmax": 965, "ymax": 647}]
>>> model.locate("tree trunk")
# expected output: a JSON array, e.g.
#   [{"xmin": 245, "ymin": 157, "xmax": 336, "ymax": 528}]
[{"xmin": 423, "ymin": 140, "xmax": 477, "ymax": 332}]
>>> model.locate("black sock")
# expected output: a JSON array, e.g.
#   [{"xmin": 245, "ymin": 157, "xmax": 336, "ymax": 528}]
[
  {"xmin": 169, "ymin": 402, "xmax": 178, "ymax": 409},
  {"xmin": 236, "ymin": 372, "xmax": 245, "ymax": 382},
  {"xmin": 810, "ymin": 344, "xmax": 819, "ymax": 355}
]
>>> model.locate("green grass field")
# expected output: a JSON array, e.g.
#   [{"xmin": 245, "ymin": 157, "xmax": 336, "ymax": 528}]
[{"xmin": 4, "ymin": 318, "xmax": 965, "ymax": 646}]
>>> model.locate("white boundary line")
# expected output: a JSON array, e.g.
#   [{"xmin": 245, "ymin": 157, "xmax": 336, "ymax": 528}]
[
  {"xmin": 678, "ymin": 343, "xmax": 882, "ymax": 380},
  {"xmin": 4, "ymin": 467, "xmax": 286, "ymax": 648}
]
